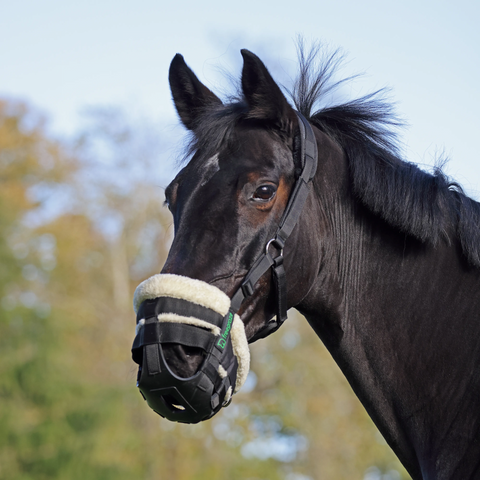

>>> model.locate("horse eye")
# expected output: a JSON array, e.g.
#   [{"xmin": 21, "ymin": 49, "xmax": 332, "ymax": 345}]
[{"xmin": 253, "ymin": 185, "xmax": 277, "ymax": 201}]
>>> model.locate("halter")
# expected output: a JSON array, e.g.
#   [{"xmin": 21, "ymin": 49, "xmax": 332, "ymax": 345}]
[
  {"xmin": 131, "ymin": 112, "xmax": 317, "ymax": 423},
  {"xmin": 232, "ymin": 111, "xmax": 318, "ymax": 342}
]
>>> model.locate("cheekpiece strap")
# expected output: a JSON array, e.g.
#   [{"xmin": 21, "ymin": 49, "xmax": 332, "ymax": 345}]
[{"xmin": 233, "ymin": 112, "xmax": 318, "ymax": 343}]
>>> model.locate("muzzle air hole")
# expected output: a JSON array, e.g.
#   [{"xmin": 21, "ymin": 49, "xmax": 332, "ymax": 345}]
[{"xmin": 162, "ymin": 394, "xmax": 186, "ymax": 412}]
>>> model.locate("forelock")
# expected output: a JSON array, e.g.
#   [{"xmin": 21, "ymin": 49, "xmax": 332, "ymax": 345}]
[{"xmin": 182, "ymin": 100, "xmax": 248, "ymax": 166}]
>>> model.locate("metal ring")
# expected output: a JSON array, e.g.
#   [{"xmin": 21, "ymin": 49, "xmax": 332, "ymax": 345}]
[{"xmin": 265, "ymin": 238, "xmax": 284, "ymax": 257}]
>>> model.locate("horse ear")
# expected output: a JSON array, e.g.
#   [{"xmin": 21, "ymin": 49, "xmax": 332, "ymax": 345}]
[
  {"xmin": 240, "ymin": 49, "xmax": 296, "ymax": 133},
  {"xmin": 169, "ymin": 54, "xmax": 222, "ymax": 130}
]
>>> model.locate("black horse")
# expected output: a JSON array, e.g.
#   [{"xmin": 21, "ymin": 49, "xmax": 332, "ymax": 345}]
[{"xmin": 134, "ymin": 47, "xmax": 480, "ymax": 480}]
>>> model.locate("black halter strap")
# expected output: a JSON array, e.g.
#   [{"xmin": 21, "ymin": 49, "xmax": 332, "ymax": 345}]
[{"xmin": 228, "ymin": 112, "xmax": 318, "ymax": 343}]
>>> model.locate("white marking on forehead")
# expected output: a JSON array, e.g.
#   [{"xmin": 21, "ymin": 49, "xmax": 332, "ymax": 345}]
[{"xmin": 200, "ymin": 153, "xmax": 220, "ymax": 186}]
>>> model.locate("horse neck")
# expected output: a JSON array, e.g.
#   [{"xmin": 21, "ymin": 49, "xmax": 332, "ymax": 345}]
[{"xmin": 298, "ymin": 142, "xmax": 480, "ymax": 480}]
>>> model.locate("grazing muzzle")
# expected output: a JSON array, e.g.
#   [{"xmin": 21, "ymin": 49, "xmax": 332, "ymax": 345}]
[{"xmin": 131, "ymin": 274, "xmax": 250, "ymax": 424}]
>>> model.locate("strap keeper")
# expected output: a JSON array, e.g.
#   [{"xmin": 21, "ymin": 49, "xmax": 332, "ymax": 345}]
[
  {"xmin": 241, "ymin": 280, "xmax": 254, "ymax": 297},
  {"xmin": 273, "ymin": 254, "xmax": 284, "ymax": 268}
]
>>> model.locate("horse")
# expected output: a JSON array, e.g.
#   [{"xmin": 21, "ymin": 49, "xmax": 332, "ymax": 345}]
[{"xmin": 131, "ymin": 47, "xmax": 480, "ymax": 480}]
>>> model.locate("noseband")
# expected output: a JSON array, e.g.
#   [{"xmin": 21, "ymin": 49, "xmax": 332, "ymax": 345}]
[{"xmin": 131, "ymin": 112, "xmax": 317, "ymax": 423}]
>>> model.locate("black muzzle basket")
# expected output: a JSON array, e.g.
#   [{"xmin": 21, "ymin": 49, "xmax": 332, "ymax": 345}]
[{"xmin": 131, "ymin": 274, "xmax": 250, "ymax": 424}]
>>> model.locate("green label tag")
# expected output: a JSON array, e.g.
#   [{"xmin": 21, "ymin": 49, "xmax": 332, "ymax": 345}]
[{"xmin": 216, "ymin": 312, "xmax": 234, "ymax": 349}]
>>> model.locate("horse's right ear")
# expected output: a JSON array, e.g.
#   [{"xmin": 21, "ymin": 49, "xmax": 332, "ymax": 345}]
[
  {"xmin": 169, "ymin": 54, "xmax": 222, "ymax": 130},
  {"xmin": 241, "ymin": 49, "xmax": 297, "ymax": 135}
]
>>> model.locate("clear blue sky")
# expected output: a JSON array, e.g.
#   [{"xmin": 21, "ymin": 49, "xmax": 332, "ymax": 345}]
[{"xmin": 1, "ymin": 0, "xmax": 479, "ymax": 197}]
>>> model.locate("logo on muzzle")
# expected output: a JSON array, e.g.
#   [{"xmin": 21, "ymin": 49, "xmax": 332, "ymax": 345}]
[{"xmin": 216, "ymin": 312, "xmax": 234, "ymax": 350}]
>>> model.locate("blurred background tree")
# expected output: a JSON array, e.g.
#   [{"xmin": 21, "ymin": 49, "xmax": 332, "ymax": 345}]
[{"xmin": 0, "ymin": 97, "xmax": 410, "ymax": 480}]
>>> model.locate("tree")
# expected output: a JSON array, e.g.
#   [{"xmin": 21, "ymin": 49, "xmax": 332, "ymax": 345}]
[{"xmin": 0, "ymin": 98, "xmax": 411, "ymax": 480}]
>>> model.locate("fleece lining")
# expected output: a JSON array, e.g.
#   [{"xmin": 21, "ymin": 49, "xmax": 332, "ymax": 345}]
[
  {"xmin": 133, "ymin": 273, "xmax": 250, "ymax": 393},
  {"xmin": 134, "ymin": 273, "xmax": 230, "ymax": 315},
  {"xmin": 156, "ymin": 313, "xmax": 221, "ymax": 336}
]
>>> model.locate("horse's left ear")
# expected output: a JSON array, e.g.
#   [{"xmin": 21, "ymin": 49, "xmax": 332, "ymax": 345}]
[{"xmin": 241, "ymin": 49, "xmax": 296, "ymax": 134}]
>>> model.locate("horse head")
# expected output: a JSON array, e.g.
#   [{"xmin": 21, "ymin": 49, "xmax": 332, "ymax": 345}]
[{"xmin": 131, "ymin": 50, "xmax": 323, "ymax": 423}]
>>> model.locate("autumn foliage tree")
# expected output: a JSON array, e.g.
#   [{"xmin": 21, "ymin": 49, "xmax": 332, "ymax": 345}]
[{"xmin": 0, "ymin": 98, "xmax": 410, "ymax": 480}]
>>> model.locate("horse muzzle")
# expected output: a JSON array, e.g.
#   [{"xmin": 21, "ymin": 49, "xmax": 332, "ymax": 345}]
[{"xmin": 131, "ymin": 274, "xmax": 250, "ymax": 423}]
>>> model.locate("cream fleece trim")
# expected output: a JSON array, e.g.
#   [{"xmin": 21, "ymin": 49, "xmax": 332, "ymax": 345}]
[
  {"xmin": 156, "ymin": 313, "xmax": 221, "ymax": 335},
  {"xmin": 224, "ymin": 386, "xmax": 232, "ymax": 404},
  {"xmin": 231, "ymin": 314, "xmax": 250, "ymax": 392},
  {"xmin": 133, "ymin": 273, "xmax": 230, "ymax": 315},
  {"xmin": 133, "ymin": 273, "xmax": 250, "ymax": 394},
  {"xmin": 136, "ymin": 318, "xmax": 145, "ymax": 336}
]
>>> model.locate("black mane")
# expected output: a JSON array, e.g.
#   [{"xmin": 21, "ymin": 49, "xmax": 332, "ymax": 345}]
[
  {"xmin": 184, "ymin": 45, "xmax": 480, "ymax": 268},
  {"xmin": 291, "ymin": 45, "xmax": 480, "ymax": 267}
]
